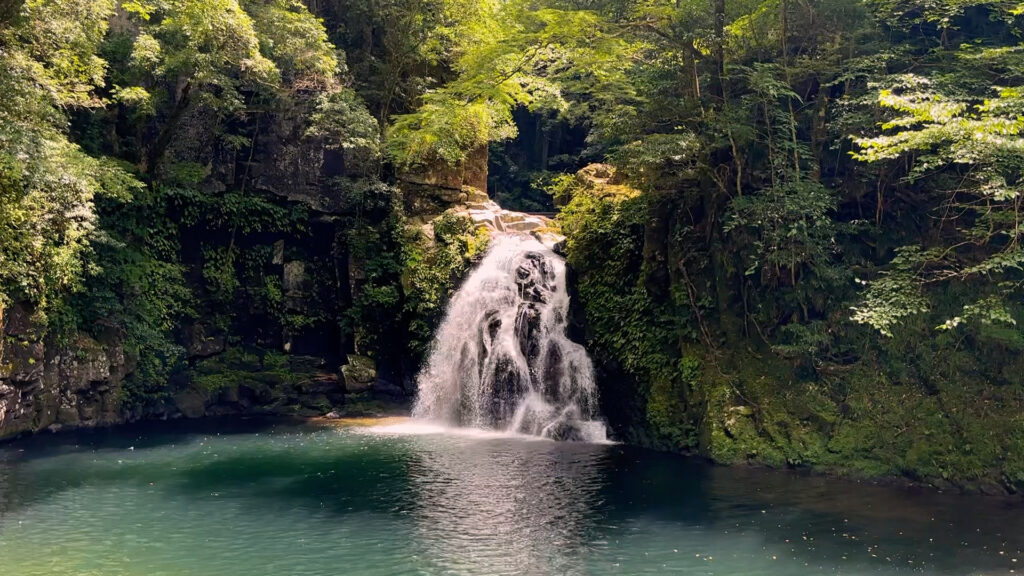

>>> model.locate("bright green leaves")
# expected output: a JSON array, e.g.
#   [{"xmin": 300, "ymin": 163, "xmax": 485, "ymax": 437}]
[
  {"xmin": 851, "ymin": 70, "xmax": 1024, "ymax": 336},
  {"xmin": 12, "ymin": 0, "xmax": 117, "ymax": 107},
  {"xmin": 853, "ymin": 75, "xmax": 1024, "ymax": 174},
  {"xmin": 307, "ymin": 90, "xmax": 381, "ymax": 160},
  {"xmin": 119, "ymin": 0, "xmax": 275, "ymax": 111},
  {"xmin": 386, "ymin": 0, "xmax": 632, "ymax": 169},
  {"xmin": 938, "ymin": 294, "xmax": 1018, "ymax": 330},
  {"xmin": 242, "ymin": 0, "xmax": 339, "ymax": 90},
  {"xmin": 850, "ymin": 259, "xmax": 930, "ymax": 338},
  {"xmin": 113, "ymin": 0, "xmax": 345, "ymax": 119},
  {"xmin": 388, "ymin": 95, "xmax": 509, "ymax": 167},
  {"xmin": 0, "ymin": 5, "xmax": 143, "ymax": 312}
]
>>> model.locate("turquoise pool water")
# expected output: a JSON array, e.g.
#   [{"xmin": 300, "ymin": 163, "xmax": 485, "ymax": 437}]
[{"xmin": 0, "ymin": 419, "xmax": 1020, "ymax": 575}]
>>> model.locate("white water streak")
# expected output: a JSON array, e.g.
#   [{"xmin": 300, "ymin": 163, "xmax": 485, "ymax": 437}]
[{"xmin": 412, "ymin": 235, "xmax": 607, "ymax": 442}]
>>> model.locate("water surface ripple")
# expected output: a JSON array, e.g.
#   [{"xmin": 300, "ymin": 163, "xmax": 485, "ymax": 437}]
[{"xmin": 0, "ymin": 420, "xmax": 1020, "ymax": 575}]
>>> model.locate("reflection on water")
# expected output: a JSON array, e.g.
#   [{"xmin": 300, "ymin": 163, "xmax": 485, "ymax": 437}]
[
  {"xmin": 0, "ymin": 419, "xmax": 1020, "ymax": 576},
  {"xmin": 404, "ymin": 434, "xmax": 605, "ymax": 575}
]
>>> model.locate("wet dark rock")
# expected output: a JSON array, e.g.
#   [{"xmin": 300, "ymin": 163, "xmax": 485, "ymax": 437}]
[
  {"xmin": 487, "ymin": 355, "xmax": 526, "ymax": 426},
  {"xmin": 341, "ymin": 355, "xmax": 376, "ymax": 393},
  {"xmin": 545, "ymin": 419, "xmax": 585, "ymax": 442},
  {"xmin": 185, "ymin": 324, "xmax": 226, "ymax": 359},
  {"xmin": 372, "ymin": 379, "xmax": 406, "ymax": 399},
  {"xmin": 515, "ymin": 304, "xmax": 543, "ymax": 364},
  {"xmin": 540, "ymin": 344, "xmax": 565, "ymax": 404},
  {"xmin": 174, "ymin": 391, "xmax": 208, "ymax": 419}
]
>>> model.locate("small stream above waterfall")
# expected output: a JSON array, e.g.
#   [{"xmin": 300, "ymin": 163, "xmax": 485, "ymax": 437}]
[{"xmin": 412, "ymin": 234, "xmax": 607, "ymax": 442}]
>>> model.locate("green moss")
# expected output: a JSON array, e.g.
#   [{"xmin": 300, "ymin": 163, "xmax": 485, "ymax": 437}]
[
  {"xmin": 400, "ymin": 210, "xmax": 490, "ymax": 361},
  {"xmin": 190, "ymin": 348, "xmax": 301, "ymax": 393},
  {"xmin": 700, "ymin": 353, "xmax": 833, "ymax": 469},
  {"xmin": 646, "ymin": 356, "xmax": 699, "ymax": 450},
  {"xmin": 697, "ymin": 343, "xmax": 1024, "ymax": 489},
  {"xmin": 561, "ymin": 167, "xmax": 1024, "ymax": 492}
]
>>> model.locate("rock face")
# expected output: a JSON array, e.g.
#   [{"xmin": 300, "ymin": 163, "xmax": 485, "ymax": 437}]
[
  {"xmin": 0, "ymin": 300, "xmax": 368, "ymax": 440},
  {"xmin": 1, "ymin": 303, "xmax": 128, "ymax": 439},
  {"xmin": 406, "ymin": 177, "xmax": 567, "ymax": 253},
  {"xmin": 454, "ymin": 193, "xmax": 566, "ymax": 253},
  {"xmin": 185, "ymin": 324, "xmax": 226, "ymax": 359},
  {"xmin": 399, "ymin": 146, "xmax": 489, "ymax": 216},
  {"xmin": 341, "ymin": 355, "xmax": 377, "ymax": 393}
]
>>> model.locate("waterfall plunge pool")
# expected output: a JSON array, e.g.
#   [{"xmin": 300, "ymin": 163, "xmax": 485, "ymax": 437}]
[{"xmin": 0, "ymin": 418, "xmax": 1020, "ymax": 575}]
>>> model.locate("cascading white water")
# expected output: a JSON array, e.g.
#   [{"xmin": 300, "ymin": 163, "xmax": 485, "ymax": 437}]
[{"xmin": 412, "ymin": 234, "xmax": 607, "ymax": 442}]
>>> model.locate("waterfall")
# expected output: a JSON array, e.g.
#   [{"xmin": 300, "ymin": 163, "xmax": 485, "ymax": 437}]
[{"xmin": 412, "ymin": 234, "xmax": 607, "ymax": 442}]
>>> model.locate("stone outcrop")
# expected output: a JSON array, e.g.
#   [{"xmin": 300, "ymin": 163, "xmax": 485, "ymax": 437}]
[
  {"xmin": 340, "ymin": 354, "xmax": 377, "ymax": 393},
  {"xmin": 401, "ymin": 152, "xmax": 567, "ymax": 253},
  {"xmin": 0, "ymin": 298, "xmax": 380, "ymax": 441},
  {"xmin": 399, "ymin": 146, "xmax": 489, "ymax": 216},
  {"xmin": 1, "ymin": 303, "xmax": 128, "ymax": 439},
  {"xmin": 185, "ymin": 324, "xmax": 226, "ymax": 359},
  {"xmin": 182, "ymin": 351, "xmax": 351, "ymax": 418},
  {"xmin": 451, "ymin": 189, "xmax": 566, "ymax": 253}
]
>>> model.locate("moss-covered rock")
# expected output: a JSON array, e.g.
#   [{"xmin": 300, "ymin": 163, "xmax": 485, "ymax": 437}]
[{"xmin": 341, "ymin": 355, "xmax": 376, "ymax": 393}]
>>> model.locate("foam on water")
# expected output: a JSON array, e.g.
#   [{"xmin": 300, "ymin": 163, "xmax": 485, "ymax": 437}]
[
  {"xmin": 356, "ymin": 422, "xmax": 550, "ymax": 441},
  {"xmin": 354, "ymin": 420, "xmax": 617, "ymax": 444}
]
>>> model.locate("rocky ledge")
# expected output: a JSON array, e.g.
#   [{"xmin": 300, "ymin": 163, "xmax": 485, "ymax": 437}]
[
  {"xmin": 0, "ymin": 303, "xmax": 129, "ymax": 439},
  {"xmin": 453, "ymin": 187, "xmax": 566, "ymax": 252}
]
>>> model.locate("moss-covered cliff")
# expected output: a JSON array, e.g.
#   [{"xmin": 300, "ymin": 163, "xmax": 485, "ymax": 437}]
[{"xmin": 558, "ymin": 165, "xmax": 1024, "ymax": 496}]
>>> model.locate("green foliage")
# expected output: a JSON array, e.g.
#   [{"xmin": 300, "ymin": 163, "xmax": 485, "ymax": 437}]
[
  {"xmin": 243, "ymin": 0, "xmax": 339, "ymax": 89},
  {"xmin": 851, "ymin": 71, "xmax": 1024, "ymax": 334},
  {"xmin": 0, "ymin": 9, "xmax": 143, "ymax": 314},
  {"xmin": 346, "ymin": 204, "xmax": 489, "ymax": 364},
  {"xmin": 850, "ymin": 255, "xmax": 930, "ymax": 337},
  {"xmin": 560, "ymin": 180, "xmax": 699, "ymax": 448},
  {"xmin": 202, "ymin": 246, "xmax": 241, "ymax": 305},
  {"xmin": 646, "ymin": 356, "xmax": 701, "ymax": 449},
  {"xmin": 123, "ymin": 0, "xmax": 278, "ymax": 97},
  {"xmin": 344, "ymin": 189, "xmax": 408, "ymax": 356},
  {"xmin": 71, "ymin": 181, "xmax": 194, "ymax": 404},
  {"xmin": 548, "ymin": 0, "xmax": 1024, "ymax": 490},
  {"xmin": 387, "ymin": 95, "xmax": 508, "ymax": 168},
  {"xmin": 610, "ymin": 133, "xmax": 701, "ymax": 187},
  {"xmin": 0, "ymin": 0, "xmax": 359, "ymax": 409},
  {"xmin": 307, "ymin": 90, "xmax": 381, "ymax": 155},
  {"xmin": 544, "ymin": 173, "xmax": 585, "ymax": 208},
  {"xmin": 12, "ymin": 0, "xmax": 117, "ymax": 107},
  {"xmin": 386, "ymin": 0, "xmax": 632, "ymax": 168},
  {"xmin": 727, "ymin": 181, "xmax": 839, "ymax": 280},
  {"xmin": 403, "ymin": 211, "xmax": 489, "ymax": 357},
  {"xmin": 191, "ymin": 347, "xmax": 297, "ymax": 393}
]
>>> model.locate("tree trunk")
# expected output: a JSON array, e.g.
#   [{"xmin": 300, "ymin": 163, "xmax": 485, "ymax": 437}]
[
  {"xmin": 144, "ymin": 82, "xmax": 192, "ymax": 177},
  {"xmin": 712, "ymin": 0, "xmax": 726, "ymax": 103}
]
